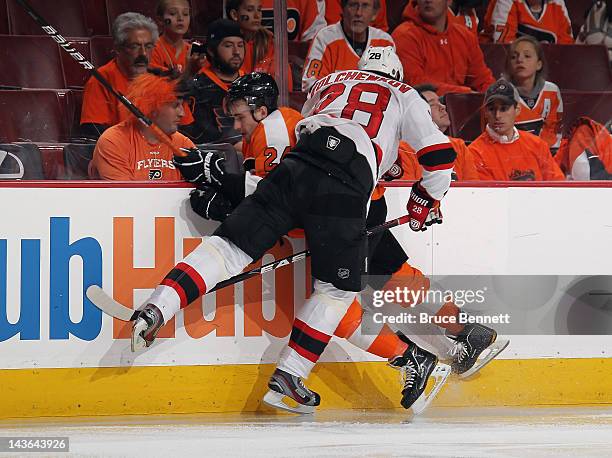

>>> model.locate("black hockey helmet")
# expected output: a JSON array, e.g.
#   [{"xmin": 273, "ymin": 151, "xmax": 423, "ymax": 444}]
[{"xmin": 227, "ymin": 72, "xmax": 279, "ymax": 114}]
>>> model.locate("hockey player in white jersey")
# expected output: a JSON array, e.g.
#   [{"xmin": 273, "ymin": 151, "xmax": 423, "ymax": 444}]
[{"xmin": 120, "ymin": 46, "xmax": 457, "ymax": 413}]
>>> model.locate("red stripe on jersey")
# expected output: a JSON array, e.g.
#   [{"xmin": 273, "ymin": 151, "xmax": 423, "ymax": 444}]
[
  {"xmin": 421, "ymin": 162, "xmax": 455, "ymax": 172},
  {"xmin": 293, "ymin": 319, "xmax": 333, "ymax": 343},
  {"xmin": 288, "ymin": 340, "xmax": 320, "ymax": 363},
  {"xmin": 416, "ymin": 142, "xmax": 453, "ymax": 159},
  {"xmin": 160, "ymin": 278, "xmax": 188, "ymax": 308},
  {"xmin": 176, "ymin": 262, "xmax": 207, "ymax": 296}
]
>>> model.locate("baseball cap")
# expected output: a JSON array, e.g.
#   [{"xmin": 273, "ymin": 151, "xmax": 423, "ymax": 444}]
[
  {"xmin": 206, "ymin": 19, "xmax": 244, "ymax": 50},
  {"xmin": 484, "ymin": 79, "xmax": 520, "ymax": 106}
]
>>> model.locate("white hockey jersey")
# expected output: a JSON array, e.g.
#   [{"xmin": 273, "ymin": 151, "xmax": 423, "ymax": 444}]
[{"xmin": 299, "ymin": 70, "xmax": 455, "ymax": 199}]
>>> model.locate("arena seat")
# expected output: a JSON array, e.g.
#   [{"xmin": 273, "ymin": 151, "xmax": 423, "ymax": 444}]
[
  {"xmin": 0, "ymin": 143, "xmax": 45, "ymax": 180},
  {"xmin": 566, "ymin": 0, "xmax": 593, "ymax": 38},
  {"xmin": 479, "ymin": 43, "xmax": 509, "ymax": 80},
  {"xmin": 191, "ymin": 0, "xmax": 223, "ymax": 36},
  {"xmin": 105, "ymin": 0, "xmax": 157, "ymax": 31},
  {"xmin": 63, "ymin": 142, "xmax": 95, "ymax": 179},
  {"xmin": 0, "ymin": 35, "xmax": 66, "ymax": 89},
  {"xmin": 0, "ymin": 0, "xmax": 9, "ymax": 34},
  {"xmin": 560, "ymin": 91, "xmax": 612, "ymax": 133},
  {"xmin": 289, "ymin": 91, "xmax": 306, "ymax": 112},
  {"xmin": 0, "ymin": 89, "xmax": 76, "ymax": 142},
  {"xmin": 83, "ymin": 0, "xmax": 110, "ymax": 35},
  {"xmin": 63, "ymin": 38, "xmax": 92, "ymax": 88},
  {"xmin": 543, "ymin": 44, "xmax": 612, "ymax": 91},
  {"xmin": 387, "ymin": 0, "xmax": 410, "ymax": 33},
  {"xmin": 90, "ymin": 35, "xmax": 115, "ymax": 67},
  {"xmin": 34, "ymin": 142, "xmax": 67, "ymax": 179},
  {"xmin": 6, "ymin": 0, "xmax": 89, "ymax": 36},
  {"xmin": 445, "ymin": 92, "xmax": 485, "ymax": 141}
]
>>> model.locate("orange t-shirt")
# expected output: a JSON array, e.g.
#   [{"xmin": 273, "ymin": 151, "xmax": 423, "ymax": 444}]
[
  {"xmin": 243, "ymin": 106, "xmax": 303, "ymax": 177},
  {"xmin": 302, "ymin": 22, "xmax": 395, "ymax": 91},
  {"xmin": 81, "ymin": 58, "xmax": 129, "ymax": 126},
  {"xmin": 325, "ymin": 0, "xmax": 388, "ymax": 31},
  {"xmin": 150, "ymin": 35, "xmax": 190, "ymax": 72},
  {"xmin": 89, "ymin": 120, "xmax": 195, "ymax": 180},
  {"xmin": 402, "ymin": 2, "xmax": 479, "ymax": 36},
  {"xmin": 392, "ymin": 10, "xmax": 495, "ymax": 95},
  {"xmin": 482, "ymin": 0, "xmax": 573, "ymax": 44},
  {"xmin": 469, "ymin": 127, "xmax": 565, "ymax": 180},
  {"xmin": 261, "ymin": 0, "xmax": 326, "ymax": 41},
  {"xmin": 242, "ymin": 38, "xmax": 293, "ymax": 89},
  {"xmin": 398, "ymin": 137, "xmax": 479, "ymax": 181}
]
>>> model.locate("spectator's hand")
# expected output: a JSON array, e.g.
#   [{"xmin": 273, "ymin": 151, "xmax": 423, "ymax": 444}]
[
  {"xmin": 174, "ymin": 148, "xmax": 226, "ymax": 187},
  {"xmin": 187, "ymin": 53, "xmax": 203, "ymax": 75},
  {"xmin": 189, "ymin": 186, "xmax": 233, "ymax": 222},
  {"xmin": 406, "ymin": 180, "xmax": 441, "ymax": 231}
]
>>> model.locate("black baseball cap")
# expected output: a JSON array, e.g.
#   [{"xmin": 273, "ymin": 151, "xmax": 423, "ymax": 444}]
[
  {"xmin": 206, "ymin": 19, "xmax": 244, "ymax": 50},
  {"xmin": 484, "ymin": 79, "xmax": 519, "ymax": 106}
]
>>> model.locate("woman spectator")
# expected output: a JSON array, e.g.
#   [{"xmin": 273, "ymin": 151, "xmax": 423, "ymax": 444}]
[
  {"xmin": 226, "ymin": 0, "xmax": 292, "ymax": 88},
  {"xmin": 504, "ymin": 35, "xmax": 563, "ymax": 149}
]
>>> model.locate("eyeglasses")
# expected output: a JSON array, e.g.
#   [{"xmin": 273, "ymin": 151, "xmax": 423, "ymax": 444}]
[{"xmin": 345, "ymin": 1, "xmax": 375, "ymax": 12}]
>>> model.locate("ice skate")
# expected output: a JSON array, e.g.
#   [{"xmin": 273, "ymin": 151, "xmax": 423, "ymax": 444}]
[
  {"xmin": 131, "ymin": 304, "xmax": 164, "ymax": 352},
  {"xmin": 263, "ymin": 369, "xmax": 320, "ymax": 414},
  {"xmin": 389, "ymin": 335, "xmax": 451, "ymax": 415},
  {"xmin": 450, "ymin": 322, "xmax": 509, "ymax": 379}
]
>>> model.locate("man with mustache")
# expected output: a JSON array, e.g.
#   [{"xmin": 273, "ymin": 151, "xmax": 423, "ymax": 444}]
[
  {"xmin": 181, "ymin": 19, "xmax": 245, "ymax": 145},
  {"xmin": 302, "ymin": 0, "xmax": 394, "ymax": 92},
  {"xmin": 80, "ymin": 12, "xmax": 159, "ymax": 140}
]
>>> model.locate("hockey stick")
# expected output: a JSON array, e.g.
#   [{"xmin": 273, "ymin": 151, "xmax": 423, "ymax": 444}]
[
  {"xmin": 86, "ymin": 214, "xmax": 411, "ymax": 321},
  {"xmin": 15, "ymin": 0, "xmax": 187, "ymax": 157}
]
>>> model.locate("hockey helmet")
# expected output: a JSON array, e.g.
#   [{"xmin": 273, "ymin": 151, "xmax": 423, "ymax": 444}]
[
  {"xmin": 227, "ymin": 72, "xmax": 279, "ymax": 113},
  {"xmin": 358, "ymin": 46, "xmax": 404, "ymax": 82}
]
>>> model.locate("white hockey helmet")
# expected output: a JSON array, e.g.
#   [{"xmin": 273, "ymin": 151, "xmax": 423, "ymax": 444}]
[{"xmin": 358, "ymin": 46, "xmax": 404, "ymax": 82}]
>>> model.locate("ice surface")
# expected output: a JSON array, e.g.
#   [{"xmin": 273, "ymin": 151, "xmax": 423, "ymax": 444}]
[{"xmin": 1, "ymin": 407, "xmax": 611, "ymax": 457}]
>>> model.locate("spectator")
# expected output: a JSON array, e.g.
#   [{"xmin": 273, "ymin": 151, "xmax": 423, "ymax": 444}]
[
  {"xmin": 89, "ymin": 71, "xmax": 195, "ymax": 180},
  {"xmin": 392, "ymin": 0, "xmax": 495, "ymax": 95},
  {"xmin": 181, "ymin": 19, "xmax": 245, "ymax": 145},
  {"xmin": 325, "ymin": 0, "xmax": 388, "ymax": 31},
  {"xmin": 482, "ymin": 0, "xmax": 573, "ymax": 44},
  {"xmin": 260, "ymin": 0, "xmax": 326, "ymax": 41},
  {"xmin": 226, "ymin": 0, "xmax": 293, "ymax": 88},
  {"xmin": 302, "ymin": 0, "xmax": 394, "ymax": 91},
  {"xmin": 576, "ymin": 0, "xmax": 612, "ymax": 65},
  {"xmin": 151, "ymin": 0, "xmax": 201, "ymax": 75},
  {"xmin": 80, "ymin": 12, "xmax": 158, "ymax": 140},
  {"xmin": 504, "ymin": 35, "xmax": 562, "ymax": 149},
  {"xmin": 469, "ymin": 79, "xmax": 564, "ymax": 181},
  {"xmin": 398, "ymin": 83, "xmax": 479, "ymax": 181},
  {"xmin": 402, "ymin": 0, "xmax": 483, "ymax": 36}
]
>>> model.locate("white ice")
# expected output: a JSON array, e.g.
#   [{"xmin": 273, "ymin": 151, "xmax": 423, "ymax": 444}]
[{"xmin": 1, "ymin": 406, "xmax": 611, "ymax": 457}]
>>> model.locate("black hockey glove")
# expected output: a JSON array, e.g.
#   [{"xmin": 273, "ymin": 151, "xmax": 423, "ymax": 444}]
[
  {"xmin": 174, "ymin": 147, "xmax": 226, "ymax": 187},
  {"xmin": 189, "ymin": 186, "xmax": 233, "ymax": 222}
]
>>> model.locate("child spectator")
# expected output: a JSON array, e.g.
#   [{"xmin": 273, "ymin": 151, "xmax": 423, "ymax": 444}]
[
  {"xmin": 482, "ymin": 0, "xmax": 573, "ymax": 44},
  {"xmin": 504, "ymin": 35, "xmax": 563, "ymax": 149},
  {"xmin": 80, "ymin": 12, "xmax": 158, "ymax": 140},
  {"xmin": 325, "ymin": 0, "xmax": 388, "ymax": 31},
  {"xmin": 89, "ymin": 71, "xmax": 195, "ymax": 180},
  {"xmin": 576, "ymin": 0, "xmax": 612, "ymax": 65},
  {"xmin": 151, "ymin": 0, "xmax": 201, "ymax": 75},
  {"xmin": 302, "ymin": 0, "xmax": 394, "ymax": 91},
  {"xmin": 402, "ymin": 0, "xmax": 482, "ymax": 36},
  {"xmin": 226, "ymin": 0, "xmax": 292, "ymax": 88},
  {"xmin": 392, "ymin": 0, "xmax": 495, "ymax": 95},
  {"xmin": 398, "ymin": 84, "xmax": 479, "ymax": 181},
  {"xmin": 260, "ymin": 0, "xmax": 326, "ymax": 41},
  {"xmin": 469, "ymin": 79, "xmax": 564, "ymax": 180}
]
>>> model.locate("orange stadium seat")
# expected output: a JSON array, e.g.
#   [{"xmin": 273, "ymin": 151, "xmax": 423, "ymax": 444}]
[
  {"xmin": 6, "ymin": 0, "xmax": 89, "ymax": 36},
  {"xmin": 0, "ymin": 89, "xmax": 76, "ymax": 142},
  {"xmin": 0, "ymin": 35, "xmax": 66, "ymax": 89},
  {"xmin": 445, "ymin": 92, "xmax": 485, "ymax": 141},
  {"xmin": 63, "ymin": 38, "xmax": 92, "ymax": 88},
  {"xmin": 560, "ymin": 91, "xmax": 612, "ymax": 133},
  {"xmin": 90, "ymin": 35, "xmax": 115, "ymax": 67}
]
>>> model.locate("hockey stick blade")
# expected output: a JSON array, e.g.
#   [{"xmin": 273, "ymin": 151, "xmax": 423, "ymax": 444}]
[
  {"xmin": 262, "ymin": 390, "xmax": 316, "ymax": 415},
  {"xmin": 86, "ymin": 285, "xmax": 139, "ymax": 322},
  {"xmin": 458, "ymin": 339, "xmax": 510, "ymax": 379},
  {"xmin": 411, "ymin": 363, "xmax": 451, "ymax": 415}
]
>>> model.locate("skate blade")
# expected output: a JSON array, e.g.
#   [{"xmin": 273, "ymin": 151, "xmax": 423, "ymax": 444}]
[
  {"xmin": 411, "ymin": 363, "xmax": 451, "ymax": 416},
  {"xmin": 262, "ymin": 390, "xmax": 316, "ymax": 415},
  {"xmin": 459, "ymin": 339, "xmax": 510, "ymax": 379},
  {"xmin": 86, "ymin": 285, "xmax": 139, "ymax": 322}
]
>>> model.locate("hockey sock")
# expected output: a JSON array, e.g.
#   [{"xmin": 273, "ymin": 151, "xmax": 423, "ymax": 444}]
[
  {"xmin": 149, "ymin": 236, "xmax": 252, "ymax": 323},
  {"xmin": 277, "ymin": 280, "xmax": 356, "ymax": 379},
  {"xmin": 434, "ymin": 301, "xmax": 465, "ymax": 336}
]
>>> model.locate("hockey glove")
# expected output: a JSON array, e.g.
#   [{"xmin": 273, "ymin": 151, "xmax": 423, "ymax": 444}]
[
  {"xmin": 382, "ymin": 159, "xmax": 404, "ymax": 181},
  {"xmin": 174, "ymin": 148, "xmax": 226, "ymax": 187},
  {"xmin": 189, "ymin": 186, "xmax": 233, "ymax": 222},
  {"xmin": 407, "ymin": 180, "xmax": 442, "ymax": 231}
]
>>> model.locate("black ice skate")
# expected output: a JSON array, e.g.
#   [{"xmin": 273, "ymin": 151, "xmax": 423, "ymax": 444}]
[
  {"xmin": 450, "ymin": 322, "xmax": 509, "ymax": 379},
  {"xmin": 389, "ymin": 335, "xmax": 451, "ymax": 415},
  {"xmin": 131, "ymin": 304, "xmax": 164, "ymax": 352},
  {"xmin": 263, "ymin": 369, "xmax": 321, "ymax": 414}
]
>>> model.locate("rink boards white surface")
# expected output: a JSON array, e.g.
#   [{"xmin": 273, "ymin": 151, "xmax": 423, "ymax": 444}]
[{"xmin": 0, "ymin": 182, "xmax": 611, "ymax": 418}]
